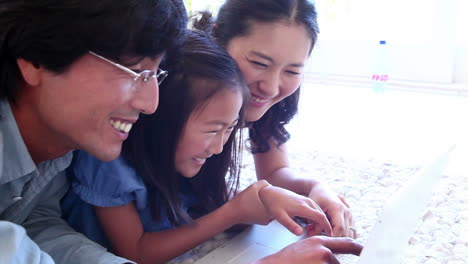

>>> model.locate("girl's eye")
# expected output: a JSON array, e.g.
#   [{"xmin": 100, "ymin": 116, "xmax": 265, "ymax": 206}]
[{"xmin": 225, "ymin": 126, "xmax": 235, "ymax": 133}]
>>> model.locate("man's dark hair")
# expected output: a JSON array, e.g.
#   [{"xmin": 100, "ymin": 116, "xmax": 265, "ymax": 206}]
[{"xmin": 0, "ymin": 0, "xmax": 188, "ymax": 102}]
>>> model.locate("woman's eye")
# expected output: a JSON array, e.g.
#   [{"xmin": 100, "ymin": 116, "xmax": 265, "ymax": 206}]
[
  {"xmin": 249, "ymin": 60, "xmax": 268, "ymax": 68},
  {"xmin": 286, "ymin": 70, "xmax": 300, "ymax": 75}
]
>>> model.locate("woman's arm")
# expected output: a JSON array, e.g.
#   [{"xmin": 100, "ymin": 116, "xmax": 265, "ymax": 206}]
[
  {"xmin": 253, "ymin": 138, "xmax": 354, "ymax": 237},
  {"xmin": 95, "ymin": 180, "xmax": 273, "ymax": 264},
  {"xmin": 253, "ymin": 139, "xmax": 318, "ymax": 195}
]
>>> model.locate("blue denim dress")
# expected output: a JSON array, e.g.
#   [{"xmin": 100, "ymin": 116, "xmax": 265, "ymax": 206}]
[{"xmin": 61, "ymin": 151, "xmax": 197, "ymax": 250}]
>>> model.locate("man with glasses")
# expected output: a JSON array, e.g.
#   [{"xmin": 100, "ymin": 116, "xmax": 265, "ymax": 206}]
[
  {"xmin": 88, "ymin": 52, "xmax": 169, "ymax": 88},
  {"xmin": 0, "ymin": 0, "xmax": 186, "ymax": 263}
]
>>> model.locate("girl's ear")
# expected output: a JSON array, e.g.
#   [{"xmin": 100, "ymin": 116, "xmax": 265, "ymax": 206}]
[{"xmin": 16, "ymin": 58, "xmax": 42, "ymax": 86}]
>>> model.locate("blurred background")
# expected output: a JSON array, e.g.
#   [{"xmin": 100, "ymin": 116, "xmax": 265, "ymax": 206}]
[
  {"xmin": 183, "ymin": 0, "xmax": 468, "ymax": 169},
  {"xmin": 180, "ymin": 2, "xmax": 468, "ymax": 263},
  {"xmin": 184, "ymin": 0, "xmax": 468, "ymax": 89}
]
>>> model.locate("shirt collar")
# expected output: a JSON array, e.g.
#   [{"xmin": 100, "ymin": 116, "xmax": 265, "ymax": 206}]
[{"xmin": 0, "ymin": 100, "xmax": 72, "ymax": 184}]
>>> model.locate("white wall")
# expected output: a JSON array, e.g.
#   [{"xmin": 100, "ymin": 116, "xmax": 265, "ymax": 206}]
[
  {"xmin": 455, "ymin": 47, "xmax": 468, "ymax": 85},
  {"xmin": 187, "ymin": 0, "xmax": 468, "ymax": 85},
  {"xmin": 454, "ymin": 0, "xmax": 468, "ymax": 85},
  {"xmin": 307, "ymin": 0, "xmax": 466, "ymax": 86},
  {"xmin": 308, "ymin": 40, "xmax": 455, "ymax": 83}
]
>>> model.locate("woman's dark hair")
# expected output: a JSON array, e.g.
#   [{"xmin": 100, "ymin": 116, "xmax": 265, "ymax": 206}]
[
  {"xmin": 0, "ymin": 0, "xmax": 187, "ymax": 103},
  {"xmin": 122, "ymin": 30, "xmax": 248, "ymax": 225},
  {"xmin": 193, "ymin": 0, "xmax": 319, "ymax": 153}
]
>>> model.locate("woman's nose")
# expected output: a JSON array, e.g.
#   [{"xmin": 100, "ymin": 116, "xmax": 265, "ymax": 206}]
[{"xmin": 257, "ymin": 70, "xmax": 281, "ymax": 98}]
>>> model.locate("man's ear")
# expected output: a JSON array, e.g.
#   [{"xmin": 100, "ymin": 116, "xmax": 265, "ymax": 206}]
[{"xmin": 16, "ymin": 58, "xmax": 41, "ymax": 86}]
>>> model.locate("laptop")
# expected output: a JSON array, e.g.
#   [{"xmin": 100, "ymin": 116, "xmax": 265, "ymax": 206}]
[{"xmin": 194, "ymin": 146, "xmax": 454, "ymax": 264}]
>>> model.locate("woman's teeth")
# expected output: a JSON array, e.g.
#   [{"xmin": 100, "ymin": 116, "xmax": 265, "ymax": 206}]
[
  {"xmin": 194, "ymin": 157, "xmax": 205, "ymax": 162},
  {"xmin": 252, "ymin": 96, "xmax": 269, "ymax": 103},
  {"xmin": 110, "ymin": 120, "xmax": 132, "ymax": 133}
]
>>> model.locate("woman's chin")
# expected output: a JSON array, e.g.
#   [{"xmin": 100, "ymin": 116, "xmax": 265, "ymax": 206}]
[{"xmin": 245, "ymin": 108, "xmax": 266, "ymax": 122}]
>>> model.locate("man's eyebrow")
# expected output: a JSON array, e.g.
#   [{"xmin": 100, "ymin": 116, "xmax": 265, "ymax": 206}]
[{"xmin": 250, "ymin": 51, "xmax": 304, "ymax": 68}]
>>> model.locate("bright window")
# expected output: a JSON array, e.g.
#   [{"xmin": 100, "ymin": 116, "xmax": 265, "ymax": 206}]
[
  {"xmin": 316, "ymin": 0, "xmax": 436, "ymax": 44},
  {"xmin": 183, "ymin": 0, "xmax": 225, "ymax": 16}
]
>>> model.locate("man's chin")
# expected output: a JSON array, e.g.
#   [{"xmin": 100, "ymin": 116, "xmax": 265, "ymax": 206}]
[{"xmin": 86, "ymin": 145, "xmax": 122, "ymax": 162}]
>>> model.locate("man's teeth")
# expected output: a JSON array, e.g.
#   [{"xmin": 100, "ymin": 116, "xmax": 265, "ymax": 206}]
[
  {"xmin": 252, "ymin": 96, "xmax": 269, "ymax": 103},
  {"xmin": 110, "ymin": 120, "xmax": 132, "ymax": 133},
  {"xmin": 194, "ymin": 157, "xmax": 205, "ymax": 162}
]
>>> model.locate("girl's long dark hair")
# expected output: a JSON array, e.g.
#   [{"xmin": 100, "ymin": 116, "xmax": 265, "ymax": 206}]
[
  {"xmin": 193, "ymin": 0, "xmax": 319, "ymax": 153},
  {"xmin": 122, "ymin": 30, "xmax": 248, "ymax": 225}
]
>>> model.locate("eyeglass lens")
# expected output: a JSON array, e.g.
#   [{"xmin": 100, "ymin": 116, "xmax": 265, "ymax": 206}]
[{"xmin": 135, "ymin": 69, "xmax": 167, "ymax": 89}]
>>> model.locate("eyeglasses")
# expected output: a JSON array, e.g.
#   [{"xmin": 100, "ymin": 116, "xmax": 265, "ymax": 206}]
[{"xmin": 88, "ymin": 51, "xmax": 168, "ymax": 87}]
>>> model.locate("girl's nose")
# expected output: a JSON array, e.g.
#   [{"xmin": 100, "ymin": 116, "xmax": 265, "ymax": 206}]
[{"xmin": 208, "ymin": 133, "xmax": 224, "ymax": 155}]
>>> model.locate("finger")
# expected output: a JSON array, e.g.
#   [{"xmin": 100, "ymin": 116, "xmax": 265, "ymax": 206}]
[
  {"xmin": 348, "ymin": 214, "xmax": 354, "ymax": 229},
  {"xmin": 305, "ymin": 198, "xmax": 326, "ymax": 214},
  {"xmin": 338, "ymin": 195, "xmax": 350, "ymax": 208},
  {"xmin": 327, "ymin": 253, "xmax": 340, "ymax": 264},
  {"xmin": 309, "ymin": 240, "xmax": 340, "ymax": 264},
  {"xmin": 319, "ymin": 236, "xmax": 363, "ymax": 256},
  {"xmin": 346, "ymin": 214, "xmax": 357, "ymax": 239},
  {"xmin": 348, "ymin": 227, "xmax": 358, "ymax": 239},
  {"xmin": 329, "ymin": 211, "xmax": 347, "ymax": 237},
  {"xmin": 295, "ymin": 208, "xmax": 333, "ymax": 237},
  {"xmin": 275, "ymin": 212, "xmax": 303, "ymax": 236},
  {"xmin": 305, "ymin": 223, "xmax": 323, "ymax": 237}
]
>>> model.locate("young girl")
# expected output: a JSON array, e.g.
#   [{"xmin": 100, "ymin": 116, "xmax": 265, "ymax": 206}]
[
  {"xmin": 61, "ymin": 30, "xmax": 331, "ymax": 264},
  {"xmin": 194, "ymin": 0, "xmax": 356, "ymax": 239}
]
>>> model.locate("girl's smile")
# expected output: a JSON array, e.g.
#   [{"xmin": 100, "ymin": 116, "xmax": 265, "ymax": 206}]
[{"xmin": 175, "ymin": 89, "xmax": 243, "ymax": 178}]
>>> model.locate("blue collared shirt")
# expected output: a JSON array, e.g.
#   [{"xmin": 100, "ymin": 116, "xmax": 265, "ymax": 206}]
[
  {"xmin": 62, "ymin": 151, "xmax": 198, "ymax": 251},
  {"xmin": 0, "ymin": 100, "xmax": 132, "ymax": 264}
]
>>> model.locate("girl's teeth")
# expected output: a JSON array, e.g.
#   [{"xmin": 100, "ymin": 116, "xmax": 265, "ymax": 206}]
[{"xmin": 110, "ymin": 120, "xmax": 132, "ymax": 133}]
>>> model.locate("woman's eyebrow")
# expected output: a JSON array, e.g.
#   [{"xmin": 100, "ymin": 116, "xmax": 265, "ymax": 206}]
[
  {"xmin": 249, "ymin": 51, "xmax": 304, "ymax": 68},
  {"xmin": 250, "ymin": 51, "xmax": 273, "ymax": 62},
  {"xmin": 289, "ymin": 63, "xmax": 305, "ymax": 68}
]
